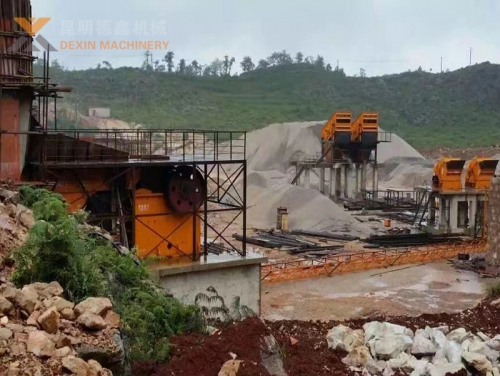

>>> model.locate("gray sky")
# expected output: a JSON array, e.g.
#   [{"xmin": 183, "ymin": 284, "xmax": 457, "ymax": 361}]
[{"xmin": 31, "ymin": 0, "xmax": 500, "ymax": 76}]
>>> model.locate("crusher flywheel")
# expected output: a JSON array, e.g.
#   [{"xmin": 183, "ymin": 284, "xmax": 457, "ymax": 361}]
[{"xmin": 164, "ymin": 166, "xmax": 206, "ymax": 214}]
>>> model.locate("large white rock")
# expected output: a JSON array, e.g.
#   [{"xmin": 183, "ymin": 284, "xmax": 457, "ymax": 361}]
[
  {"xmin": 445, "ymin": 341, "xmax": 462, "ymax": 364},
  {"xmin": 363, "ymin": 321, "xmax": 412, "ymax": 343},
  {"xmin": 388, "ymin": 352, "xmax": 417, "ymax": 373},
  {"xmin": 462, "ymin": 351, "xmax": 493, "ymax": 374},
  {"xmin": 342, "ymin": 346, "xmax": 373, "ymax": 367},
  {"xmin": 27, "ymin": 330, "xmax": 55, "ymax": 358},
  {"xmin": 409, "ymin": 360, "xmax": 430, "ymax": 376},
  {"xmin": 411, "ymin": 332, "xmax": 437, "ymax": 357},
  {"xmin": 365, "ymin": 359, "xmax": 387, "ymax": 376},
  {"xmin": 373, "ymin": 334, "xmax": 413, "ymax": 360},
  {"xmin": 74, "ymin": 297, "xmax": 112, "ymax": 317},
  {"xmin": 327, "ymin": 324, "xmax": 364, "ymax": 352},
  {"xmin": 487, "ymin": 335, "xmax": 500, "ymax": 351},
  {"xmin": 446, "ymin": 328, "xmax": 468, "ymax": 343},
  {"xmin": 429, "ymin": 329, "xmax": 448, "ymax": 350}
]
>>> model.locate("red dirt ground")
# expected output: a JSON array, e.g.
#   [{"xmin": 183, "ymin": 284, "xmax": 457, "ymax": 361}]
[{"xmin": 133, "ymin": 302, "xmax": 500, "ymax": 376}]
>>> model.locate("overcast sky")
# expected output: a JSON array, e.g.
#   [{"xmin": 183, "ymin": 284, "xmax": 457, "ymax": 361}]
[{"xmin": 31, "ymin": 0, "xmax": 500, "ymax": 76}]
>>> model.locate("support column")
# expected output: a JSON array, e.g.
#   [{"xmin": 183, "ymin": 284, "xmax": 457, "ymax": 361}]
[
  {"xmin": 372, "ymin": 164, "xmax": 379, "ymax": 198},
  {"xmin": 354, "ymin": 165, "xmax": 360, "ymax": 196},
  {"xmin": 329, "ymin": 168, "xmax": 335, "ymax": 198},
  {"xmin": 304, "ymin": 167, "xmax": 311, "ymax": 190},
  {"xmin": 335, "ymin": 166, "xmax": 342, "ymax": 198},
  {"xmin": 343, "ymin": 165, "xmax": 349, "ymax": 198},
  {"xmin": 360, "ymin": 162, "xmax": 367, "ymax": 194},
  {"xmin": 319, "ymin": 168, "xmax": 325, "ymax": 195}
]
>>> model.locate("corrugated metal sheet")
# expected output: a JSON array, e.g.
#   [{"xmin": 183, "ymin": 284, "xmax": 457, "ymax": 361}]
[{"xmin": 0, "ymin": 0, "xmax": 33, "ymax": 85}]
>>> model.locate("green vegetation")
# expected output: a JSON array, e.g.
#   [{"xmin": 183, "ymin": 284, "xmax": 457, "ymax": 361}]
[
  {"xmin": 39, "ymin": 53, "xmax": 500, "ymax": 148},
  {"xmin": 12, "ymin": 186, "xmax": 205, "ymax": 362},
  {"xmin": 487, "ymin": 282, "xmax": 500, "ymax": 299}
]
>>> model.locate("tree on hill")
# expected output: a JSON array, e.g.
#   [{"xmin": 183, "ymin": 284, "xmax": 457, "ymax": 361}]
[
  {"xmin": 163, "ymin": 51, "xmax": 175, "ymax": 73},
  {"xmin": 178, "ymin": 59, "xmax": 186, "ymax": 74},
  {"xmin": 223, "ymin": 56, "xmax": 236, "ymax": 75},
  {"xmin": 257, "ymin": 59, "xmax": 269, "ymax": 69},
  {"xmin": 295, "ymin": 52, "xmax": 304, "ymax": 63},
  {"xmin": 315, "ymin": 55, "xmax": 325, "ymax": 69},
  {"xmin": 267, "ymin": 50, "xmax": 293, "ymax": 66},
  {"xmin": 240, "ymin": 56, "xmax": 255, "ymax": 73},
  {"xmin": 191, "ymin": 60, "xmax": 201, "ymax": 76}
]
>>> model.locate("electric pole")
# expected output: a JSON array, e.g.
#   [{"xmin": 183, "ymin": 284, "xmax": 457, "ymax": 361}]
[
  {"xmin": 469, "ymin": 48, "xmax": 472, "ymax": 66},
  {"xmin": 440, "ymin": 57, "xmax": 443, "ymax": 73}
]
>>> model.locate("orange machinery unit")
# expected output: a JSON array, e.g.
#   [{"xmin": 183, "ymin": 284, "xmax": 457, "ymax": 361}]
[
  {"xmin": 321, "ymin": 111, "xmax": 352, "ymax": 161},
  {"xmin": 432, "ymin": 158, "xmax": 466, "ymax": 191},
  {"xmin": 53, "ymin": 165, "xmax": 205, "ymax": 261},
  {"xmin": 350, "ymin": 112, "xmax": 379, "ymax": 162},
  {"xmin": 465, "ymin": 157, "xmax": 499, "ymax": 189}
]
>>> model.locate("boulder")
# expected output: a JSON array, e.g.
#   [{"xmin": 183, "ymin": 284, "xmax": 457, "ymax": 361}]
[
  {"xmin": 388, "ymin": 352, "xmax": 416, "ymax": 373},
  {"xmin": 44, "ymin": 296, "xmax": 74, "ymax": 312},
  {"xmin": 411, "ymin": 331, "xmax": 437, "ymax": 358},
  {"xmin": 478, "ymin": 332, "xmax": 491, "ymax": 342},
  {"xmin": 74, "ymin": 298, "xmax": 112, "ymax": 317},
  {"xmin": 27, "ymin": 311, "xmax": 40, "ymax": 327},
  {"xmin": 327, "ymin": 324, "xmax": 363, "ymax": 352},
  {"xmin": 19, "ymin": 210, "xmax": 35, "ymax": 229},
  {"xmin": 0, "ymin": 316, "xmax": 8, "ymax": 325},
  {"xmin": 365, "ymin": 359, "xmax": 386, "ymax": 375},
  {"xmin": 7, "ymin": 362, "xmax": 21, "ymax": 376},
  {"xmin": 445, "ymin": 341, "xmax": 462, "ymax": 364},
  {"xmin": 462, "ymin": 351, "xmax": 493, "ymax": 375},
  {"xmin": 261, "ymin": 334, "xmax": 287, "ymax": 376},
  {"xmin": 0, "ymin": 296, "xmax": 14, "ymax": 315},
  {"xmin": 430, "ymin": 328, "xmax": 447, "ymax": 350},
  {"xmin": 487, "ymin": 335, "xmax": 500, "ymax": 351},
  {"xmin": 363, "ymin": 322, "xmax": 411, "ymax": 343},
  {"xmin": 28, "ymin": 282, "xmax": 64, "ymax": 300},
  {"xmin": 104, "ymin": 310, "xmax": 120, "ymax": 329},
  {"xmin": 446, "ymin": 328, "xmax": 468, "ymax": 343},
  {"xmin": 76, "ymin": 333, "xmax": 126, "ymax": 375},
  {"xmin": 77, "ymin": 311, "xmax": 107, "ymax": 330},
  {"xmin": 27, "ymin": 330, "xmax": 55, "ymax": 358},
  {"xmin": 470, "ymin": 340, "xmax": 487, "ymax": 353},
  {"xmin": 61, "ymin": 308, "xmax": 76, "ymax": 321},
  {"xmin": 372, "ymin": 334, "xmax": 413, "ymax": 360},
  {"xmin": 342, "ymin": 346, "xmax": 373, "ymax": 367},
  {"xmin": 62, "ymin": 355, "xmax": 91, "ymax": 376},
  {"xmin": 54, "ymin": 346, "xmax": 72, "ymax": 358},
  {"xmin": 14, "ymin": 286, "xmax": 39, "ymax": 314},
  {"xmin": 434, "ymin": 326, "xmax": 450, "ymax": 335},
  {"xmin": 37, "ymin": 306, "xmax": 60, "ymax": 334},
  {"xmin": 409, "ymin": 359, "xmax": 429, "ymax": 376},
  {"xmin": 0, "ymin": 327, "xmax": 13, "ymax": 340},
  {"xmin": 2, "ymin": 286, "xmax": 18, "ymax": 301},
  {"xmin": 218, "ymin": 360, "xmax": 243, "ymax": 376}
]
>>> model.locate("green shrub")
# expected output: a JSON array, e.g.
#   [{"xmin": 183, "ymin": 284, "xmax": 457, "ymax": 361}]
[
  {"xmin": 487, "ymin": 282, "xmax": 500, "ymax": 299},
  {"xmin": 12, "ymin": 186, "xmax": 204, "ymax": 362}
]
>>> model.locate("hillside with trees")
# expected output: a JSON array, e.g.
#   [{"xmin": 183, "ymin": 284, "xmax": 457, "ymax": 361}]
[{"xmin": 41, "ymin": 50, "xmax": 500, "ymax": 148}]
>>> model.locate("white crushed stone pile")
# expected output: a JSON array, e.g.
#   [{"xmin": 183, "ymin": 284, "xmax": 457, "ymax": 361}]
[{"xmin": 327, "ymin": 321, "xmax": 500, "ymax": 376}]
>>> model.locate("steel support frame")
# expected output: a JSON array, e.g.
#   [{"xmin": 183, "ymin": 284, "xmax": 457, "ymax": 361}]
[{"xmin": 41, "ymin": 159, "xmax": 247, "ymax": 262}]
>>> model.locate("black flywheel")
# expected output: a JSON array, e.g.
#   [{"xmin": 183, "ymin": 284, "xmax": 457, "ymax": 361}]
[{"xmin": 165, "ymin": 166, "xmax": 205, "ymax": 213}]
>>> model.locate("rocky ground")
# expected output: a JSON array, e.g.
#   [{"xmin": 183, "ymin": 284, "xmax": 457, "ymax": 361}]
[
  {"xmin": 133, "ymin": 301, "xmax": 500, "ymax": 376},
  {"xmin": 0, "ymin": 186, "xmax": 124, "ymax": 376}
]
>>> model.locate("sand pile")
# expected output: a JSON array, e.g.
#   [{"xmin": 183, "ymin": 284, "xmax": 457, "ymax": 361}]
[
  {"xmin": 379, "ymin": 157, "xmax": 435, "ymax": 189},
  {"xmin": 247, "ymin": 184, "xmax": 371, "ymax": 235}
]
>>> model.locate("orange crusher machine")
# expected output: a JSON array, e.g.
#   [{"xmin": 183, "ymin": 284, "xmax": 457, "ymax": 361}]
[
  {"xmin": 321, "ymin": 111, "xmax": 379, "ymax": 164},
  {"xmin": 46, "ymin": 164, "xmax": 206, "ymax": 261}
]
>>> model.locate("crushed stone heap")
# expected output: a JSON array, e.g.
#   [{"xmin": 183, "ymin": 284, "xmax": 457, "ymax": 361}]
[{"xmin": 0, "ymin": 280, "xmax": 122, "ymax": 376}]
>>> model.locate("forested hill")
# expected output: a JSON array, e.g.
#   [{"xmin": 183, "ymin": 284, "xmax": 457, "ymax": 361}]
[{"xmin": 47, "ymin": 61, "xmax": 500, "ymax": 148}]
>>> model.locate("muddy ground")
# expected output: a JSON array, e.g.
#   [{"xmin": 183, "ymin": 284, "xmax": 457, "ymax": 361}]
[
  {"xmin": 133, "ymin": 301, "xmax": 500, "ymax": 376},
  {"xmin": 262, "ymin": 261, "xmax": 498, "ymax": 321}
]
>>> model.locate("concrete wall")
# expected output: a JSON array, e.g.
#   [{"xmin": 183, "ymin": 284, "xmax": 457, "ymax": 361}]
[
  {"xmin": 487, "ymin": 177, "xmax": 500, "ymax": 266},
  {"xmin": 160, "ymin": 263, "xmax": 262, "ymax": 315}
]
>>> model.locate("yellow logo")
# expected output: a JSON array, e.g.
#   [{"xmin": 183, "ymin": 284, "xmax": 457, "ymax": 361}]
[{"xmin": 14, "ymin": 17, "xmax": 51, "ymax": 36}]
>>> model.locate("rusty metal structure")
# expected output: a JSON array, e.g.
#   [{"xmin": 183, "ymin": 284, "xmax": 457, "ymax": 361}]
[
  {"xmin": 0, "ymin": 0, "xmax": 248, "ymax": 262},
  {"xmin": 261, "ymin": 239, "xmax": 486, "ymax": 283}
]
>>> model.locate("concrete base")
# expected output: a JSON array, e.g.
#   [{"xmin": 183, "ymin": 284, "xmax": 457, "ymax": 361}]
[{"xmin": 149, "ymin": 252, "xmax": 267, "ymax": 316}]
